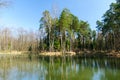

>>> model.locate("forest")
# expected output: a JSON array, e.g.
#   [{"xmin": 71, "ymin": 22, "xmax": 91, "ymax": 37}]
[
  {"xmin": 0, "ymin": 1, "xmax": 120, "ymax": 80},
  {"xmin": 0, "ymin": 0, "xmax": 120, "ymax": 55}
]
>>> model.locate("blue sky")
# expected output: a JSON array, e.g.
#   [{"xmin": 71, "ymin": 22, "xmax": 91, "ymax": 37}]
[{"xmin": 0, "ymin": 0, "xmax": 115, "ymax": 31}]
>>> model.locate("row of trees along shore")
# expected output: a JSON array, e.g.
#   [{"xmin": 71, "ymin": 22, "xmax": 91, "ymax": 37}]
[
  {"xmin": 0, "ymin": 27, "xmax": 39, "ymax": 52},
  {"xmin": 0, "ymin": 0, "xmax": 120, "ymax": 53},
  {"xmin": 39, "ymin": 0, "xmax": 120, "ymax": 52}
]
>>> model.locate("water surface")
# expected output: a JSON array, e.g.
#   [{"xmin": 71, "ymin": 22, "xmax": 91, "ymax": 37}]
[{"xmin": 0, "ymin": 57, "xmax": 120, "ymax": 80}]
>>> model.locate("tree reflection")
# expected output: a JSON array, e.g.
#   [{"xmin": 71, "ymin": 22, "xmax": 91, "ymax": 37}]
[{"xmin": 0, "ymin": 58, "xmax": 119, "ymax": 80}]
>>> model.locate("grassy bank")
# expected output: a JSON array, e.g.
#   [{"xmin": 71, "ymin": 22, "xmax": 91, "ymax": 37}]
[{"xmin": 0, "ymin": 50, "xmax": 120, "ymax": 59}]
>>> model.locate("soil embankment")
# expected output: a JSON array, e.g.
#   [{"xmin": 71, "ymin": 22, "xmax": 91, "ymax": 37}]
[{"xmin": 0, "ymin": 51, "xmax": 120, "ymax": 58}]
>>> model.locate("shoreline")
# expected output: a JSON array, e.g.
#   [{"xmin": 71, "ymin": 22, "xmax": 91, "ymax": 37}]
[{"xmin": 0, "ymin": 51, "xmax": 120, "ymax": 58}]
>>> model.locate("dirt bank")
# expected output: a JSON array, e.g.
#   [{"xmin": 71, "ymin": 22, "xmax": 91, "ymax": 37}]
[{"xmin": 0, "ymin": 51, "xmax": 119, "ymax": 58}]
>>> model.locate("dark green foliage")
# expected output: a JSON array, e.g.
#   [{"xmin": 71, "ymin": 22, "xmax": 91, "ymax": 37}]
[
  {"xmin": 54, "ymin": 40, "xmax": 60, "ymax": 51},
  {"xmin": 96, "ymin": 0, "xmax": 120, "ymax": 51},
  {"xmin": 28, "ymin": 46, "xmax": 32, "ymax": 51},
  {"xmin": 39, "ymin": 0, "xmax": 120, "ymax": 52},
  {"xmin": 39, "ymin": 8, "xmax": 95, "ymax": 52}
]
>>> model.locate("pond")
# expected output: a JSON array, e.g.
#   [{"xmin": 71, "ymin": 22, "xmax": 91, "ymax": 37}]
[{"xmin": 0, "ymin": 57, "xmax": 120, "ymax": 80}]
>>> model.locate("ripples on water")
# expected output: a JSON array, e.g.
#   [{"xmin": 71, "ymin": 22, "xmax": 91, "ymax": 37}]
[{"xmin": 0, "ymin": 57, "xmax": 120, "ymax": 80}]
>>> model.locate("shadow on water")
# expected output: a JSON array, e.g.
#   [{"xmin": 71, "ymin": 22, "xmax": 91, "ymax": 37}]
[{"xmin": 0, "ymin": 56, "xmax": 120, "ymax": 80}]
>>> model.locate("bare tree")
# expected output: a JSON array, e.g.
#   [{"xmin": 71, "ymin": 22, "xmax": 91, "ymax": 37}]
[
  {"xmin": 0, "ymin": 0, "xmax": 10, "ymax": 8},
  {"xmin": 0, "ymin": 27, "xmax": 11, "ymax": 51},
  {"xmin": 51, "ymin": 4, "xmax": 59, "ymax": 51}
]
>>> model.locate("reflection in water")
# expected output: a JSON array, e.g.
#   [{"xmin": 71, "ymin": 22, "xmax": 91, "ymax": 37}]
[
  {"xmin": 0, "ymin": 58, "xmax": 120, "ymax": 80},
  {"xmin": 92, "ymin": 69, "xmax": 104, "ymax": 80}
]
